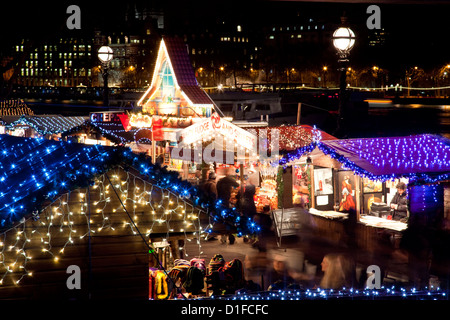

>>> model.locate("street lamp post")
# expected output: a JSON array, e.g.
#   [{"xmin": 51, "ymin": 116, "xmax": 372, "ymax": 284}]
[
  {"xmin": 332, "ymin": 19, "xmax": 355, "ymax": 137},
  {"xmin": 98, "ymin": 46, "xmax": 114, "ymax": 107}
]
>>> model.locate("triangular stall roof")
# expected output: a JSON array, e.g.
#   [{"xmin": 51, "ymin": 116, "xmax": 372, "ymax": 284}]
[
  {"xmin": 0, "ymin": 135, "xmax": 210, "ymax": 230},
  {"xmin": 137, "ymin": 37, "xmax": 218, "ymax": 118}
]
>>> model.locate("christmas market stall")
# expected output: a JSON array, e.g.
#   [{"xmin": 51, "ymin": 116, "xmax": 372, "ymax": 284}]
[
  {"xmin": 0, "ymin": 114, "xmax": 87, "ymax": 140},
  {"xmin": 277, "ymin": 133, "xmax": 450, "ymax": 284},
  {"xmin": 0, "ymin": 135, "xmax": 251, "ymax": 300}
]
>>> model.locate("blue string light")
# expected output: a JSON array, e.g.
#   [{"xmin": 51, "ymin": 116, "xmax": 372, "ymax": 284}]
[
  {"xmin": 279, "ymin": 134, "xmax": 450, "ymax": 185},
  {"xmin": 205, "ymin": 286, "xmax": 448, "ymax": 301},
  {"xmin": 0, "ymin": 135, "xmax": 256, "ymax": 235}
]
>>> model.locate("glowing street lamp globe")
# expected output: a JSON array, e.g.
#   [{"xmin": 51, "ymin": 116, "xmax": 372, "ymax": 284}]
[
  {"xmin": 98, "ymin": 46, "xmax": 114, "ymax": 63},
  {"xmin": 332, "ymin": 27, "xmax": 356, "ymax": 54}
]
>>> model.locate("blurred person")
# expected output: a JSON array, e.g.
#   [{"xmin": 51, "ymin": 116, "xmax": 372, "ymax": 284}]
[
  {"xmin": 318, "ymin": 253, "xmax": 358, "ymax": 290},
  {"xmin": 201, "ymin": 171, "xmax": 217, "ymax": 201},
  {"xmin": 266, "ymin": 252, "xmax": 296, "ymax": 290},
  {"xmin": 244, "ymin": 251, "xmax": 270, "ymax": 289},
  {"xmin": 237, "ymin": 184, "xmax": 257, "ymax": 220},
  {"xmin": 216, "ymin": 174, "xmax": 239, "ymax": 245},
  {"xmin": 252, "ymin": 205, "xmax": 273, "ymax": 252},
  {"xmin": 216, "ymin": 175, "xmax": 239, "ymax": 208}
]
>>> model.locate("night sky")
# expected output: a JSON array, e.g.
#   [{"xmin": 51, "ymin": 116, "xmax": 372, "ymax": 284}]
[{"xmin": 1, "ymin": 0, "xmax": 450, "ymax": 70}]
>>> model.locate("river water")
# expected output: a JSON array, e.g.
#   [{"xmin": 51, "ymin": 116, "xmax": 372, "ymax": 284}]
[
  {"xmin": 26, "ymin": 99, "xmax": 450, "ymax": 140},
  {"xmin": 363, "ymin": 102, "xmax": 450, "ymax": 139}
]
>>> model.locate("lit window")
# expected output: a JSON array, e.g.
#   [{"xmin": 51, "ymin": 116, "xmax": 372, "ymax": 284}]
[{"xmin": 237, "ymin": 25, "xmax": 241, "ymax": 32}]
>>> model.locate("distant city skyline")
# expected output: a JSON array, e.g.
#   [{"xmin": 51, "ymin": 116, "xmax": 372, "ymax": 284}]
[{"xmin": 2, "ymin": 1, "xmax": 450, "ymax": 89}]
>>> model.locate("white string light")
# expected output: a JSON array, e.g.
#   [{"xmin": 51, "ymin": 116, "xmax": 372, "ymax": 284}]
[{"xmin": 0, "ymin": 166, "xmax": 206, "ymax": 288}]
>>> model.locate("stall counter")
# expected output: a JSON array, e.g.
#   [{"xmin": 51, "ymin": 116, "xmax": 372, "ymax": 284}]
[{"xmin": 359, "ymin": 215, "xmax": 407, "ymax": 232}]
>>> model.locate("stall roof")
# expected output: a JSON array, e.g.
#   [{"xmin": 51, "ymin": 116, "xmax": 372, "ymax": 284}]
[
  {"xmin": 248, "ymin": 125, "xmax": 337, "ymax": 152},
  {"xmin": 163, "ymin": 37, "xmax": 215, "ymax": 106},
  {"xmin": 4, "ymin": 115, "xmax": 88, "ymax": 135},
  {"xmin": 281, "ymin": 134, "xmax": 450, "ymax": 183},
  {"xmin": 0, "ymin": 135, "xmax": 203, "ymax": 231},
  {"xmin": 0, "ymin": 135, "xmax": 250, "ymax": 234},
  {"xmin": 88, "ymin": 121, "xmax": 140, "ymax": 145},
  {"xmin": 138, "ymin": 37, "xmax": 220, "ymax": 113}
]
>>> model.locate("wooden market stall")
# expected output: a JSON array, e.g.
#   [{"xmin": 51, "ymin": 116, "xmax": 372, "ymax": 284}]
[
  {"xmin": 276, "ymin": 134, "xmax": 450, "ymax": 259},
  {"xmin": 0, "ymin": 135, "xmax": 209, "ymax": 300}
]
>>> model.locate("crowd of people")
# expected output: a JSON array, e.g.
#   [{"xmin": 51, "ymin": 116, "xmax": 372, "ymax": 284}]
[{"xmin": 151, "ymin": 249, "xmax": 363, "ymax": 300}]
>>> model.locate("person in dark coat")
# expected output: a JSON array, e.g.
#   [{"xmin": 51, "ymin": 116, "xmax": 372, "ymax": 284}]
[
  {"xmin": 201, "ymin": 171, "xmax": 217, "ymax": 201},
  {"xmin": 216, "ymin": 175, "xmax": 239, "ymax": 208},
  {"xmin": 215, "ymin": 175, "xmax": 239, "ymax": 244},
  {"xmin": 390, "ymin": 182, "xmax": 408, "ymax": 221},
  {"xmin": 238, "ymin": 184, "xmax": 257, "ymax": 220}
]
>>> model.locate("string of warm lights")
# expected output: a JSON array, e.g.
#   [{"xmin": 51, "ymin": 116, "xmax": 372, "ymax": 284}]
[
  {"xmin": 0, "ymin": 166, "xmax": 207, "ymax": 287},
  {"xmin": 0, "ymin": 134, "xmax": 260, "ymax": 289}
]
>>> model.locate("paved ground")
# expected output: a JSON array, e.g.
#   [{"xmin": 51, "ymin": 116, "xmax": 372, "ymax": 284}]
[{"xmin": 183, "ymin": 227, "xmax": 412, "ymax": 291}]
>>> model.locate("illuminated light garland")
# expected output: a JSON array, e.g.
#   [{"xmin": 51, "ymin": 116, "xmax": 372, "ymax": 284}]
[
  {"xmin": 0, "ymin": 165, "xmax": 207, "ymax": 287},
  {"xmin": 5, "ymin": 115, "xmax": 88, "ymax": 135},
  {"xmin": 279, "ymin": 134, "xmax": 450, "ymax": 185},
  {"xmin": 0, "ymin": 135, "xmax": 258, "ymax": 287},
  {"xmin": 205, "ymin": 286, "xmax": 448, "ymax": 301}
]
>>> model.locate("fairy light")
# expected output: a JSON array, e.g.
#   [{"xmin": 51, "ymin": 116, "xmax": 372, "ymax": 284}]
[
  {"xmin": 0, "ymin": 135, "xmax": 238, "ymax": 289},
  {"xmin": 5, "ymin": 115, "xmax": 87, "ymax": 136},
  {"xmin": 280, "ymin": 134, "xmax": 450, "ymax": 184},
  {"xmin": 207, "ymin": 286, "xmax": 447, "ymax": 301}
]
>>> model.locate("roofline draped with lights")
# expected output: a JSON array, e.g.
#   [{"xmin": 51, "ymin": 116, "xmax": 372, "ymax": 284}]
[{"xmin": 279, "ymin": 134, "xmax": 450, "ymax": 184}]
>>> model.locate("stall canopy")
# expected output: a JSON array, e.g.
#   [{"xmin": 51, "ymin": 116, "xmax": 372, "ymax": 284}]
[
  {"xmin": 3, "ymin": 115, "xmax": 88, "ymax": 135},
  {"xmin": 280, "ymin": 134, "xmax": 450, "ymax": 183},
  {"xmin": 248, "ymin": 125, "xmax": 337, "ymax": 153}
]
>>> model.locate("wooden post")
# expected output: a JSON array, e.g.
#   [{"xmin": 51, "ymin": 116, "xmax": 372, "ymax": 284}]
[
  {"xmin": 356, "ymin": 176, "xmax": 361, "ymax": 222},
  {"xmin": 297, "ymin": 103, "xmax": 302, "ymax": 125},
  {"xmin": 282, "ymin": 166, "xmax": 293, "ymax": 209},
  {"xmin": 310, "ymin": 164, "xmax": 315, "ymax": 209},
  {"xmin": 240, "ymin": 163, "xmax": 244, "ymax": 193}
]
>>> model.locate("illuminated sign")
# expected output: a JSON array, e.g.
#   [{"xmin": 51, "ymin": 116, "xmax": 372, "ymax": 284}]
[
  {"xmin": 129, "ymin": 113, "xmax": 152, "ymax": 128},
  {"xmin": 90, "ymin": 112, "xmax": 125, "ymax": 123},
  {"xmin": 176, "ymin": 112, "xmax": 257, "ymax": 150}
]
